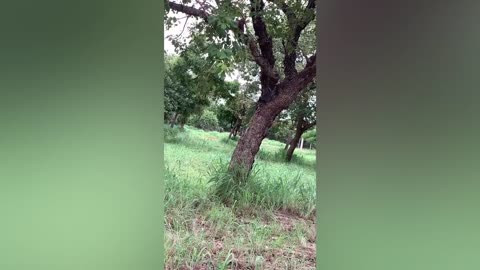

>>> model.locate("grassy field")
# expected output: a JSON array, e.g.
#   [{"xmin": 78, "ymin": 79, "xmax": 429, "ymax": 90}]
[{"xmin": 164, "ymin": 126, "xmax": 316, "ymax": 269}]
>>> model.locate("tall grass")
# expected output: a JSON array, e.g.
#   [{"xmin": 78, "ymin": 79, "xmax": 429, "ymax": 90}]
[
  {"xmin": 164, "ymin": 125, "xmax": 316, "ymax": 269},
  {"xmin": 207, "ymin": 161, "xmax": 316, "ymax": 217},
  {"xmin": 166, "ymin": 125, "xmax": 315, "ymax": 215}
]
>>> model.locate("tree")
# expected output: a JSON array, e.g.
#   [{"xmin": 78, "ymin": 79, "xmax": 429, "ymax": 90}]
[
  {"xmin": 165, "ymin": 0, "xmax": 316, "ymax": 178},
  {"xmin": 303, "ymin": 128, "xmax": 316, "ymax": 149},
  {"xmin": 212, "ymin": 82, "xmax": 257, "ymax": 139},
  {"xmin": 164, "ymin": 53, "xmax": 209, "ymax": 128},
  {"xmin": 285, "ymin": 81, "xmax": 316, "ymax": 161},
  {"xmin": 267, "ymin": 112, "xmax": 291, "ymax": 143},
  {"xmin": 165, "ymin": 45, "xmax": 239, "ymax": 129}
]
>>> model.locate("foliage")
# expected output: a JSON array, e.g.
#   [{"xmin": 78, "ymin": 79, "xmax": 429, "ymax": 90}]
[
  {"xmin": 303, "ymin": 128, "xmax": 316, "ymax": 146},
  {"xmin": 188, "ymin": 109, "xmax": 220, "ymax": 131},
  {"xmin": 164, "ymin": 53, "xmax": 209, "ymax": 122},
  {"xmin": 290, "ymin": 82, "xmax": 316, "ymax": 127},
  {"xmin": 165, "ymin": 47, "xmax": 245, "ymax": 126},
  {"xmin": 165, "ymin": 0, "xmax": 316, "ymax": 102},
  {"xmin": 213, "ymin": 83, "xmax": 257, "ymax": 133},
  {"xmin": 267, "ymin": 113, "xmax": 292, "ymax": 142}
]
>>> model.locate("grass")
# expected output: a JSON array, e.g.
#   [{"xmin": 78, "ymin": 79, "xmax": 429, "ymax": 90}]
[{"xmin": 165, "ymin": 125, "xmax": 316, "ymax": 269}]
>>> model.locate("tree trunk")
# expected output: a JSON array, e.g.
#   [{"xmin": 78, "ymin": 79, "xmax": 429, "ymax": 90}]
[
  {"xmin": 286, "ymin": 117, "xmax": 315, "ymax": 162},
  {"xmin": 228, "ymin": 55, "xmax": 316, "ymax": 178},
  {"xmin": 228, "ymin": 122, "xmax": 234, "ymax": 139},
  {"xmin": 228, "ymin": 68, "xmax": 316, "ymax": 178},
  {"xmin": 286, "ymin": 126, "xmax": 304, "ymax": 162},
  {"xmin": 229, "ymin": 102, "xmax": 283, "ymax": 176},
  {"xmin": 229, "ymin": 118, "xmax": 242, "ymax": 139},
  {"xmin": 229, "ymin": 126, "xmax": 237, "ymax": 139},
  {"xmin": 284, "ymin": 135, "xmax": 292, "ymax": 150},
  {"xmin": 178, "ymin": 114, "xmax": 186, "ymax": 130},
  {"xmin": 169, "ymin": 112, "xmax": 178, "ymax": 128}
]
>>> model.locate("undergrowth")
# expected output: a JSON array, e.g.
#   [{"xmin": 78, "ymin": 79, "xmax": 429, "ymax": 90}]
[
  {"xmin": 164, "ymin": 125, "xmax": 316, "ymax": 269},
  {"xmin": 207, "ymin": 162, "xmax": 315, "ymax": 218}
]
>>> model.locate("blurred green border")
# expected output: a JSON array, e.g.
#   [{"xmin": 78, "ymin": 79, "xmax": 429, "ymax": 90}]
[
  {"xmin": 0, "ymin": 1, "xmax": 165, "ymax": 269},
  {"xmin": 160, "ymin": 0, "xmax": 166, "ymax": 268}
]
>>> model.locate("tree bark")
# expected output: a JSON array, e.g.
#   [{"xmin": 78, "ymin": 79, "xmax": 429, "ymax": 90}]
[
  {"xmin": 178, "ymin": 114, "xmax": 186, "ymax": 130},
  {"xmin": 284, "ymin": 135, "xmax": 292, "ymax": 150},
  {"xmin": 229, "ymin": 102, "xmax": 283, "ymax": 175},
  {"xmin": 286, "ymin": 118, "xmax": 316, "ymax": 162},
  {"xmin": 230, "ymin": 118, "xmax": 242, "ymax": 139},
  {"xmin": 286, "ymin": 118, "xmax": 305, "ymax": 162},
  {"xmin": 239, "ymin": 127, "xmax": 245, "ymax": 136},
  {"xmin": 169, "ymin": 112, "xmax": 178, "ymax": 128},
  {"xmin": 228, "ymin": 59, "xmax": 316, "ymax": 177}
]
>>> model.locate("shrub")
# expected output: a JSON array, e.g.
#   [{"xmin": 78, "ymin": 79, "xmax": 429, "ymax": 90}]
[{"xmin": 188, "ymin": 110, "xmax": 219, "ymax": 131}]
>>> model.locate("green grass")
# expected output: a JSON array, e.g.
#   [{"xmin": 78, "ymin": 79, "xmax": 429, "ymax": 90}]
[{"xmin": 165, "ymin": 125, "xmax": 316, "ymax": 269}]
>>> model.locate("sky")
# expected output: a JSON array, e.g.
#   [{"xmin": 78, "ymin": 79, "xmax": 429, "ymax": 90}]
[{"xmin": 164, "ymin": 14, "xmax": 192, "ymax": 54}]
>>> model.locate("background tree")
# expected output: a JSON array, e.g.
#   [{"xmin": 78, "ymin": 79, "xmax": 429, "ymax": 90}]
[
  {"xmin": 303, "ymin": 128, "xmax": 316, "ymax": 149},
  {"xmin": 165, "ymin": 0, "xmax": 316, "ymax": 178},
  {"xmin": 265, "ymin": 110, "xmax": 291, "ymax": 143},
  {"xmin": 285, "ymin": 81, "xmax": 316, "ymax": 161},
  {"xmin": 165, "ymin": 45, "xmax": 239, "ymax": 129},
  {"xmin": 165, "ymin": 52, "xmax": 208, "ymax": 128}
]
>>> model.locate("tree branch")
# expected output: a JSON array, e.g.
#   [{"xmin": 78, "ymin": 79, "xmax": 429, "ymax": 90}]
[
  {"xmin": 303, "ymin": 120, "xmax": 316, "ymax": 131},
  {"xmin": 278, "ymin": 54, "xmax": 316, "ymax": 95},
  {"xmin": 175, "ymin": 16, "xmax": 191, "ymax": 38},
  {"xmin": 167, "ymin": 0, "xmax": 289, "ymax": 89},
  {"xmin": 306, "ymin": 0, "xmax": 315, "ymax": 10},
  {"xmin": 250, "ymin": 0, "xmax": 276, "ymax": 68},
  {"xmin": 247, "ymin": 34, "xmax": 278, "ymax": 80},
  {"xmin": 168, "ymin": 1, "xmax": 210, "ymax": 21},
  {"xmin": 267, "ymin": 0, "xmax": 316, "ymax": 78},
  {"xmin": 267, "ymin": 0, "xmax": 294, "ymax": 21}
]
